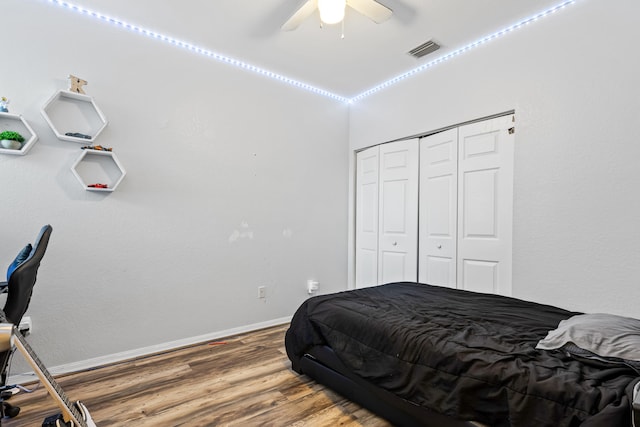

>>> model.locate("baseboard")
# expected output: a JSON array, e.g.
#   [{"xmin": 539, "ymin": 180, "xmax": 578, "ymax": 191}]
[{"xmin": 8, "ymin": 316, "xmax": 292, "ymax": 386}]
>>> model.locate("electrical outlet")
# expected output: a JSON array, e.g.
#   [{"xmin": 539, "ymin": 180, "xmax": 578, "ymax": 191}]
[
  {"xmin": 258, "ymin": 286, "xmax": 266, "ymax": 299},
  {"xmin": 307, "ymin": 280, "xmax": 319, "ymax": 294}
]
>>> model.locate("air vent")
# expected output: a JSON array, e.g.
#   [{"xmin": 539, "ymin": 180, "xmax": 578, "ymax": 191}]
[{"xmin": 408, "ymin": 40, "xmax": 441, "ymax": 58}]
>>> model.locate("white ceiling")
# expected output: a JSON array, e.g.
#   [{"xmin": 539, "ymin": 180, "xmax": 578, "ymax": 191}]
[{"xmin": 66, "ymin": 0, "xmax": 569, "ymax": 98}]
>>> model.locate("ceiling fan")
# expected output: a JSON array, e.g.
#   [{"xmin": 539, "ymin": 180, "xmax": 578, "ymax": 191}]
[{"xmin": 282, "ymin": 0, "xmax": 393, "ymax": 31}]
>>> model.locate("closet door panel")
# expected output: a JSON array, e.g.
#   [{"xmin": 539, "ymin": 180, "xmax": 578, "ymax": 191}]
[
  {"xmin": 462, "ymin": 168, "xmax": 498, "ymax": 237},
  {"xmin": 355, "ymin": 146, "xmax": 380, "ymax": 288},
  {"xmin": 419, "ymin": 129, "xmax": 458, "ymax": 287},
  {"xmin": 378, "ymin": 140, "xmax": 419, "ymax": 284},
  {"xmin": 457, "ymin": 115, "xmax": 514, "ymax": 295},
  {"xmin": 379, "ymin": 251, "xmax": 408, "ymax": 284},
  {"xmin": 461, "ymin": 259, "xmax": 498, "ymax": 294}
]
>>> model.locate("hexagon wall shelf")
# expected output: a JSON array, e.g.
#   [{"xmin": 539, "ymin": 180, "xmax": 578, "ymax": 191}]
[
  {"xmin": 71, "ymin": 149, "xmax": 126, "ymax": 192},
  {"xmin": 0, "ymin": 112, "xmax": 39, "ymax": 155},
  {"xmin": 42, "ymin": 90, "xmax": 108, "ymax": 143}
]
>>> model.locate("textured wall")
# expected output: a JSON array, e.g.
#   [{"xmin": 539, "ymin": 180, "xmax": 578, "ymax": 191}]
[
  {"xmin": 0, "ymin": 0, "xmax": 349, "ymax": 369},
  {"xmin": 349, "ymin": 0, "xmax": 640, "ymax": 316}
]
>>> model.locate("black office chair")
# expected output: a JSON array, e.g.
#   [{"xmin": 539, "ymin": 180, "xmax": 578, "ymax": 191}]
[{"xmin": 0, "ymin": 224, "xmax": 53, "ymax": 419}]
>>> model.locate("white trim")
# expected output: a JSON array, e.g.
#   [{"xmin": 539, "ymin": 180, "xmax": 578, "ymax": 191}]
[{"xmin": 8, "ymin": 316, "xmax": 292, "ymax": 386}]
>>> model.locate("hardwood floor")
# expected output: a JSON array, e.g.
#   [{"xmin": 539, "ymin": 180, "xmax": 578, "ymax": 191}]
[{"xmin": 2, "ymin": 324, "xmax": 390, "ymax": 426}]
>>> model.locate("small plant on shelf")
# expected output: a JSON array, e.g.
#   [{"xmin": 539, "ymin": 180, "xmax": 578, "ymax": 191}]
[{"xmin": 0, "ymin": 130, "xmax": 26, "ymax": 150}]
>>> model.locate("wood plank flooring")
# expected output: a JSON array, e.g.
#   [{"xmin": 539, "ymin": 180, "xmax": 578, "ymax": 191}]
[{"xmin": 2, "ymin": 324, "xmax": 391, "ymax": 426}]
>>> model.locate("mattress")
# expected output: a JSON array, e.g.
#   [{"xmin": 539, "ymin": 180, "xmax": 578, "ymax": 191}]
[{"xmin": 285, "ymin": 282, "xmax": 639, "ymax": 427}]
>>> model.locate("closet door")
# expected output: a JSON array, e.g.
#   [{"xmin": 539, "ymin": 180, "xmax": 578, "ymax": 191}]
[
  {"xmin": 418, "ymin": 129, "xmax": 458, "ymax": 287},
  {"xmin": 355, "ymin": 146, "xmax": 380, "ymax": 288},
  {"xmin": 378, "ymin": 139, "xmax": 419, "ymax": 284},
  {"xmin": 457, "ymin": 115, "xmax": 514, "ymax": 296}
]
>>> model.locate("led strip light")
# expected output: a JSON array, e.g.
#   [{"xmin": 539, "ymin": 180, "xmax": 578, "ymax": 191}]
[
  {"xmin": 43, "ymin": 0, "xmax": 577, "ymax": 104},
  {"xmin": 43, "ymin": 0, "xmax": 349, "ymax": 103},
  {"xmin": 350, "ymin": 0, "xmax": 577, "ymax": 102}
]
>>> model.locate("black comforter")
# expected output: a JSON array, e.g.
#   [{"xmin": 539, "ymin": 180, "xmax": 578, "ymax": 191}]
[{"xmin": 285, "ymin": 282, "xmax": 639, "ymax": 427}]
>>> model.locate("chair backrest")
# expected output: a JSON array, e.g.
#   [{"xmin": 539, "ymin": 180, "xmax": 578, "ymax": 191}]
[{"xmin": 3, "ymin": 225, "xmax": 53, "ymax": 325}]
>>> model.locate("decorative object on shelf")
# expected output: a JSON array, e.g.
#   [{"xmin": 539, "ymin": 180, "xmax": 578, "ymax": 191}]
[
  {"xmin": 68, "ymin": 75, "xmax": 88, "ymax": 94},
  {"xmin": 0, "ymin": 130, "xmax": 25, "ymax": 150},
  {"xmin": 65, "ymin": 132, "xmax": 92, "ymax": 139},
  {"xmin": 81, "ymin": 145, "xmax": 112, "ymax": 151},
  {"xmin": 0, "ymin": 97, "xmax": 9, "ymax": 113},
  {"xmin": 88, "ymin": 183, "xmax": 108, "ymax": 189},
  {"xmin": 0, "ymin": 113, "xmax": 39, "ymax": 155}
]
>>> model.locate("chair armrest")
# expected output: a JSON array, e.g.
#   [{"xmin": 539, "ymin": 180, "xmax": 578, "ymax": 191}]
[{"xmin": 0, "ymin": 282, "xmax": 7, "ymax": 294}]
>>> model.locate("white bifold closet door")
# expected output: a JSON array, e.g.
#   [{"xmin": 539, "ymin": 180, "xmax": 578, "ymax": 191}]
[
  {"xmin": 457, "ymin": 115, "xmax": 514, "ymax": 296},
  {"xmin": 355, "ymin": 146, "xmax": 380, "ymax": 288},
  {"xmin": 418, "ymin": 128, "xmax": 458, "ymax": 288},
  {"xmin": 418, "ymin": 114, "xmax": 515, "ymax": 295},
  {"xmin": 355, "ymin": 139, "xmax": 419, "ymax": 288}
]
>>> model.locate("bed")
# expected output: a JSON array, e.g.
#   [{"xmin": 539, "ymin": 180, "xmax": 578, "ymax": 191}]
[{"xmin": 285, "ymin": 282, "xmax": 640, "ymax": 427}]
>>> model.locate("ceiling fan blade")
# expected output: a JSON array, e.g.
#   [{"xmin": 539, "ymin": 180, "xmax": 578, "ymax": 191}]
[
  {"xmin": 346, "ymin": 0, "xmax": 392, "ymax": 23},
  {"xmin": 282, "ymin": 0, "xmax": 318, "ymax": 31}
]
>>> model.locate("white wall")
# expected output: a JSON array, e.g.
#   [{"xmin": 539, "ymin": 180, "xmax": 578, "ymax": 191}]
[
  {"xmin": 3, "ymin": 0, "xmax": 639, "ymax": 376},
  {"xmin": 0, "ymin": 0, "xmax": 349, "ymax": 370},
  {"xmin": 350, "ymin": 0, "xmax": 640, "ymax": 316}
]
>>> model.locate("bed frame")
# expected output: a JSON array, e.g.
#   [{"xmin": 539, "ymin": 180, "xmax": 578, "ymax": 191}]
[{"xmin": 296, "ymin": 346, "xmax": 482, "ymax": 427}]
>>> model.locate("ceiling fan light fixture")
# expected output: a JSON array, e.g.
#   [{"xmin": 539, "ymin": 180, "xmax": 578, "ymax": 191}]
[{"xmin": 318, "ymin": 0, "xmax": 347, "ymax": 25}]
